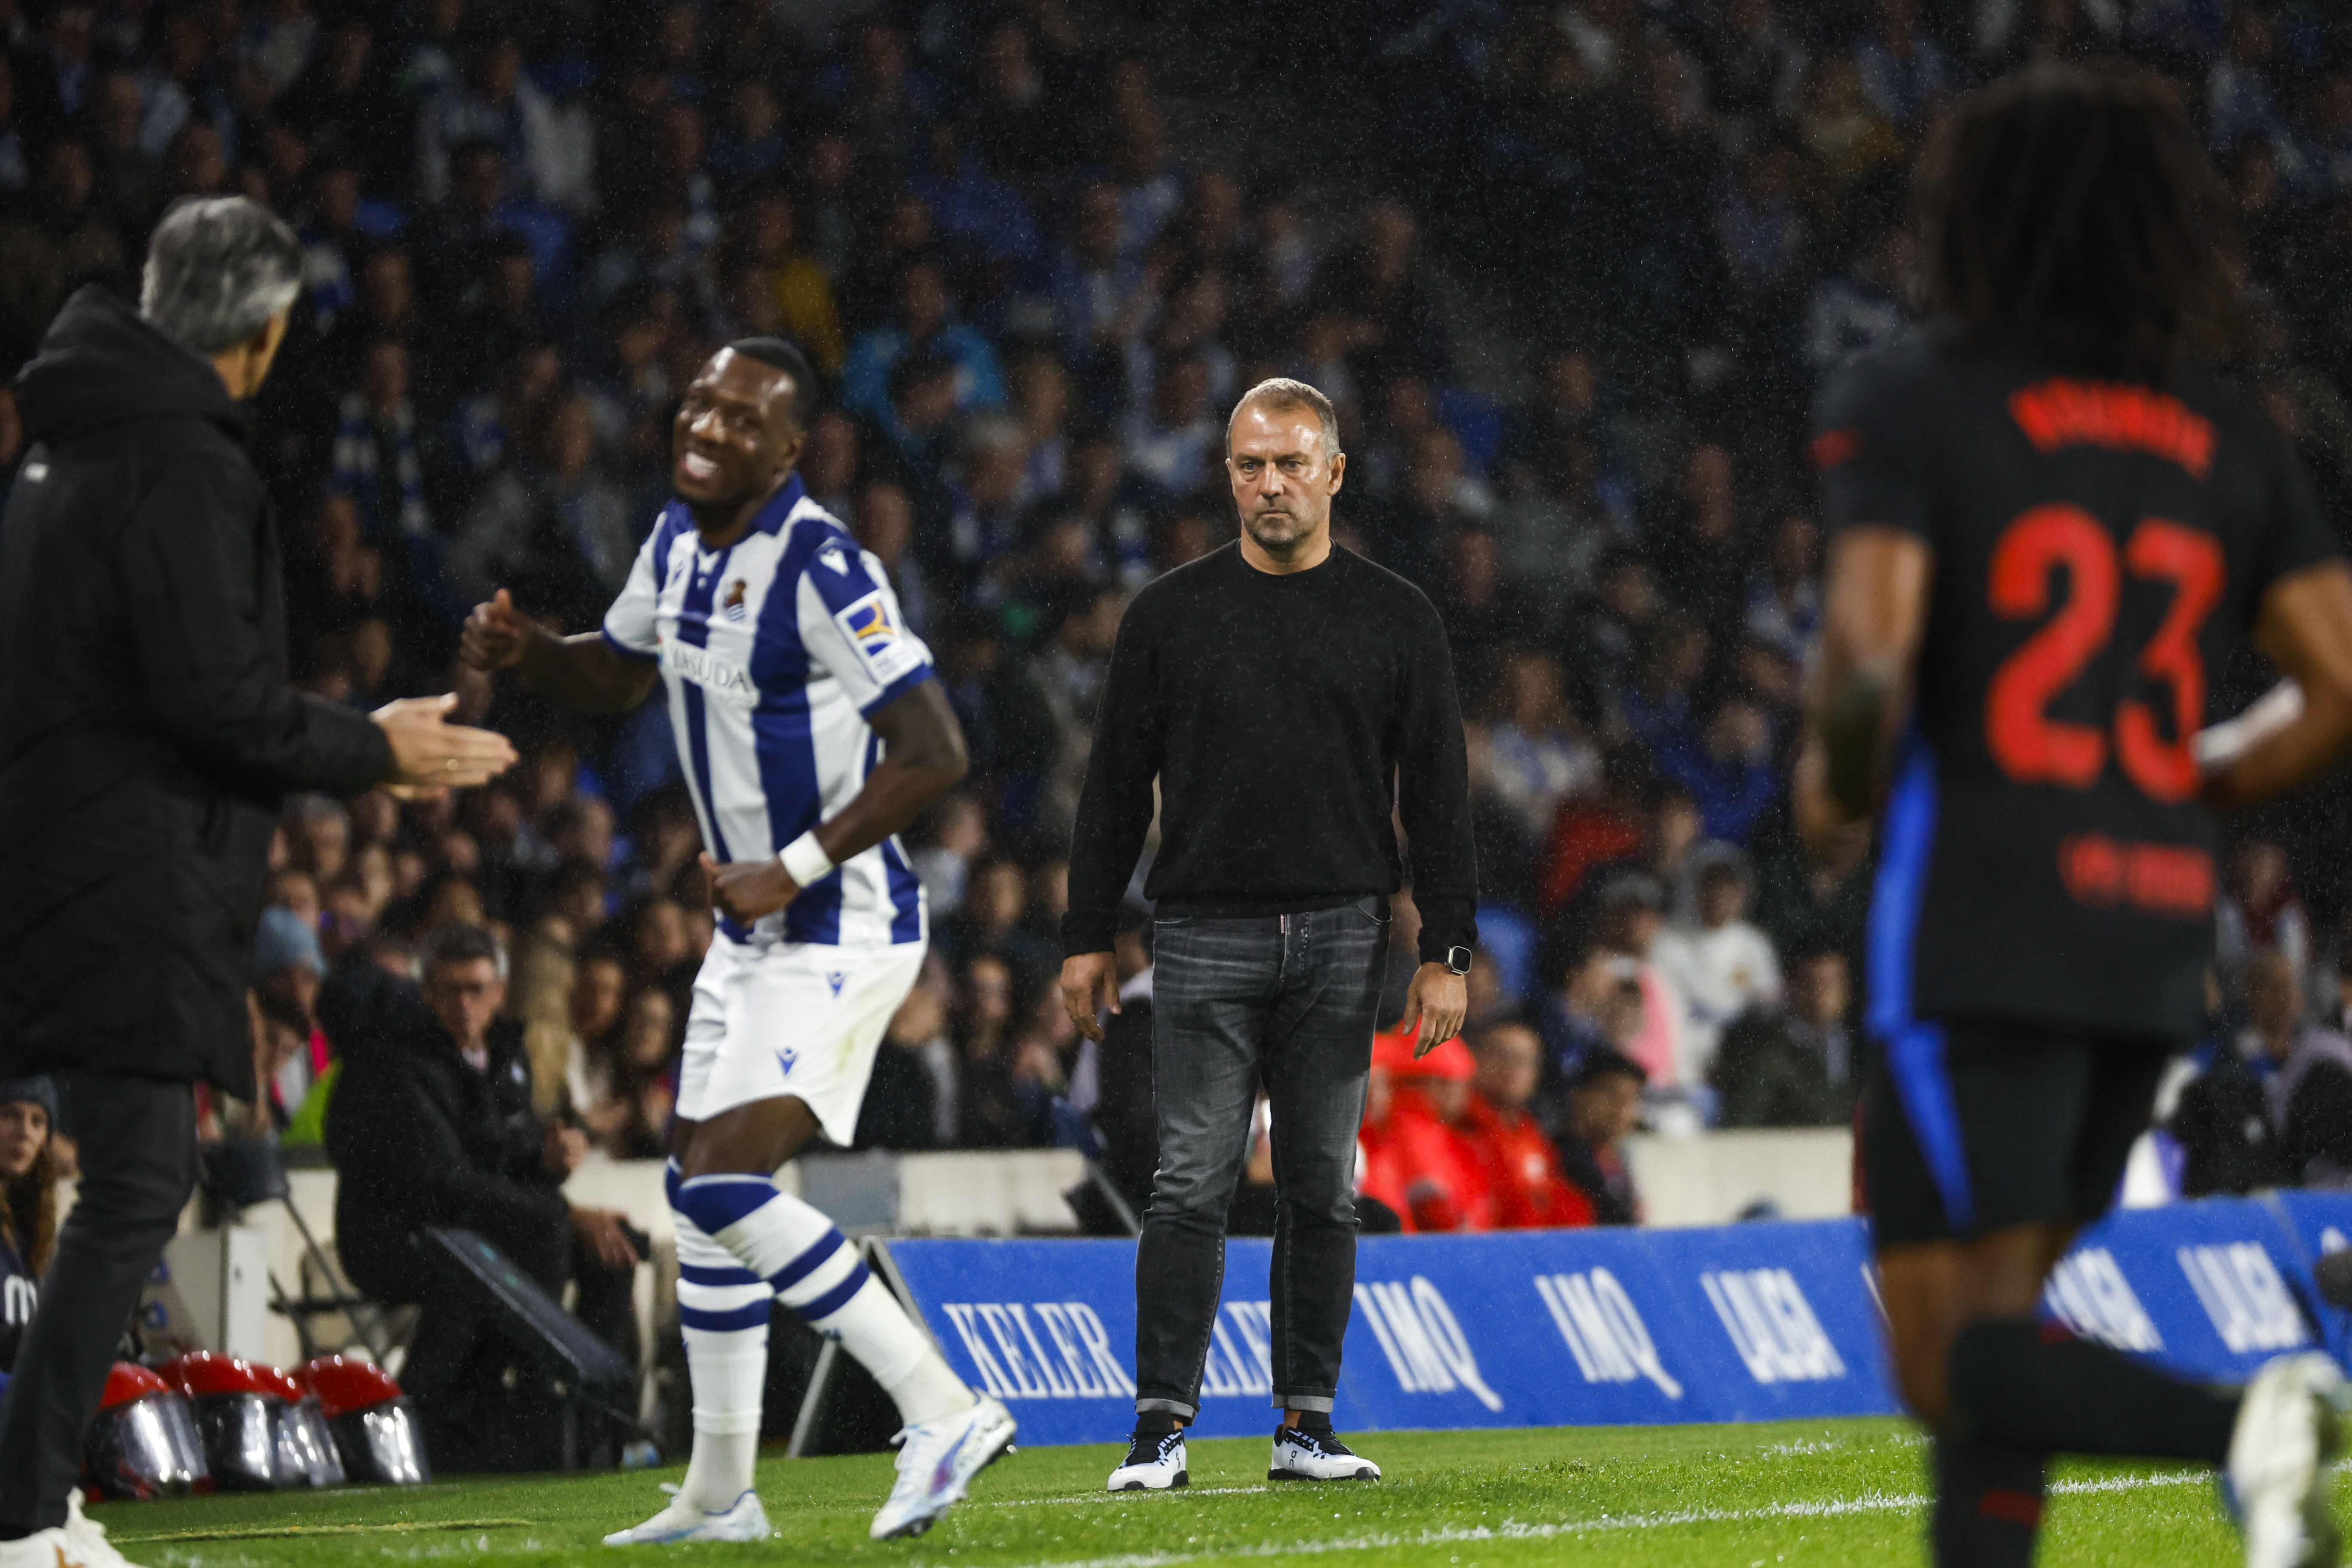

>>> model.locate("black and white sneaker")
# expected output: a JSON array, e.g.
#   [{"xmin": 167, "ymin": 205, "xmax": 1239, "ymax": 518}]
[
  {"xmin": 1107, "ymin": 1427, "xmax": 1188, "ymax": 1492},
  {"xmin": 1269, "ymin": 1424, "xmax": 1381, "ymax": 1482}
]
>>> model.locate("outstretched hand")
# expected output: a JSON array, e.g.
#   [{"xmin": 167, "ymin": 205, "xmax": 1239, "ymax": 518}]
[
  {"xmin": 372, "ymin": 693, "xmax": 517, "ymax": 790},
  {"xmin": 702, "ymin": 852, "xmax": 801, "ymax": 925},
  {"xmin": 460, "ymin": 589, "xmax": 535, "ymax": 672}
]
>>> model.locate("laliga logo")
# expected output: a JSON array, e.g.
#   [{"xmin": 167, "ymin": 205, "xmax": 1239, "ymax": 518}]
[
  {"xmin": 1701, "ymin": 1268, "xmax": 1846, "ymax": 1385},
  {"xmin": 2043, "ymin": 1247, "xmax": 2163, "ymax": 1352},
  {"xmin": 1535, "ymin": 1268, "xmax": 1682, "ymax": 1399},
  {"xmin": 1353, "ymin": 1278, "xmax": 1505, "ymax": 1412},
  {"xmin": 2178, "ymin": 1243, "xmax": 2309, "ymax": 1354}
]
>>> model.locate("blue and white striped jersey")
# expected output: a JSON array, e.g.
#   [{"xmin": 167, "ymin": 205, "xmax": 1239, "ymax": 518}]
[{"xmin": 602, "ymin": 474, "xmax": 930, "ymax": 948}]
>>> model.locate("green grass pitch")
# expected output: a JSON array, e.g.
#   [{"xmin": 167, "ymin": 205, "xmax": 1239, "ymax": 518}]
[{"xmin": 99, "ymin": 1419, "xmax": 2324, "ymax": 1567}]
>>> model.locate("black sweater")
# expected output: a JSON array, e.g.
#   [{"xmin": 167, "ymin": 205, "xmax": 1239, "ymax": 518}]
[{"xmin": 1063, "ymin": 541, "xmax": 1477, "ymax": 963}]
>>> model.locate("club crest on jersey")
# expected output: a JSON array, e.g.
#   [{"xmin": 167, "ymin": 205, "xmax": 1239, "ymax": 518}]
[{"xmin": 723, "ymin": 578, "xmax": 748, "ymax": 620}]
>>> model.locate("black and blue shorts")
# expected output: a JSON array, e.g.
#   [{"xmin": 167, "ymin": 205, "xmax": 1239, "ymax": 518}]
[{"xmin": 1862, "ymin": 1017, "xmax": 2178, "ymax": 1250}]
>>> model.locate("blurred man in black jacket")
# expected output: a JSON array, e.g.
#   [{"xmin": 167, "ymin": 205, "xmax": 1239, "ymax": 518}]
[
  {"xmin": 324, "ymin": 923, "xmax": 639, "ymax": 1469},
  {"xmin": 0, "ymin": 198, "xmax": 513, "ymax": 1550}
]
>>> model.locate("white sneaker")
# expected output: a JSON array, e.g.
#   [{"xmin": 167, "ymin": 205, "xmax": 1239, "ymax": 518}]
[
  {"xmin": 1107, "ymin": 1427, "xmax": 1188, "ymax": 1491},
  {"xmin": 1269, "ymin": 1424, "xmax": 1381, "ymax": 1482},
  {"xmin": 2225, "ymin": 1352, "xmax": 2344, "ymax": 1568},
  {"xmin": 870, "ymin": 1396, "xmax": 1018, "ymax": 1540},
  {"xmin": 603, "ymin": 1485, "xmax": 773, "ymax": 1546},
  {"xmin": 0, "ymin": 1492, "xmax": 146, "ymax": 1568}
]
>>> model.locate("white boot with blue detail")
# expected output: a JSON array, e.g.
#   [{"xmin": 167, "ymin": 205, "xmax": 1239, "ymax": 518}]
[
  {"xmin": 2224, "ymin": 1351, "xmax": 2344, "ymax": 1568},
  {"xmin": 603, "ymin": 1485, "xmax": 772, "ymax": 1547}
]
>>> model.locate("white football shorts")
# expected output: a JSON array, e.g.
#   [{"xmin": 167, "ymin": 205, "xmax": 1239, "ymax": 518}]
[{"xmin": 673, "ymin": 931, "xmax": 927, "ymax": 1145}]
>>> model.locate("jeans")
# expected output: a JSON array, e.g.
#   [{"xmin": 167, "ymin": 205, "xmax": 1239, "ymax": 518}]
[
  {"xmin": 0, "ymin": 1072, "xmax": 199, "ymax": 1534},
  {"xmin": 1134, "ymin": 895, "xmax": 1386, "ymax": 1420}
]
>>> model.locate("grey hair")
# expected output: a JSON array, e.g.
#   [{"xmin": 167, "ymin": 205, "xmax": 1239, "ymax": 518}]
[
  {"xmin": 1226, "ymin": 377, "xmax": 1340, "ymax": 459},
  {"xmin": 139, "ymin": 196, "xmax": 304, "ymax": 354}
]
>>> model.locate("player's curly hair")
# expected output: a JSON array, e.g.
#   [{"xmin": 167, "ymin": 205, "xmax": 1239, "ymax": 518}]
[{"xmin": 1915, "ymin": 62, "xmax": 2243, "ymax": 382}]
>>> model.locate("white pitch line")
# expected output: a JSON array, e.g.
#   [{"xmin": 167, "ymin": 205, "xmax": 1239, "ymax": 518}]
[
  {"xmin": 992, "ymin": 1487, "xmax": 1272, "ymax": 1507},
  {"xmin": 984, "ymin": 1467, "xmax": 2250, "ymax": 1568}
]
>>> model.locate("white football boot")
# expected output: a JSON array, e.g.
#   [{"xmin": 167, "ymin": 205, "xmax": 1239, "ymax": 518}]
[
  {"xmin": 870, "ymin": 1395, "xmax": 1018, "ymax": 1540},
  {"xmin": 603, "ymin": 1485, "xmax": 773, "ymax": 1545},
  {"xmin": 2224, "ymin": 1352, "xmax": 2344, "ymax": 1568},
  {"xmin": 0, "ymin": 1490, "xmax": 147, "ymax": 1568}
]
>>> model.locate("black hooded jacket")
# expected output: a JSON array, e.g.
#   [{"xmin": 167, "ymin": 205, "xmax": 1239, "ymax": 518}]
[{"xmin": 0, "ymin": 287, "xmax": 391, "ymax": 1093}]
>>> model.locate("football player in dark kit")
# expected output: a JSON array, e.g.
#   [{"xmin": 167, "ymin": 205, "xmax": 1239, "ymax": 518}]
[{"xmin": 1801, "ymin": 66, "xmax": 2352, "ymax": 1568}]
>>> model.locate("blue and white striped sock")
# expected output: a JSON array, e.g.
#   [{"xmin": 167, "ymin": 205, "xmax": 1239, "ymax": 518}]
[
  {"xmin": 669, "ymin": 1163, "xmax": 975, "ymax": 1440},
  {"xmin": 668, "ymin": 1164, "xmax": 771, "ymax": 1510}
]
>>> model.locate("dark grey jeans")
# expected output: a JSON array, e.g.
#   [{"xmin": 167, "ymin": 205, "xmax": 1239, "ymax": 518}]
[
  {"xmin": 1135, "ymin": 895, "xmax": 1386, "ymax": 1421},
  {"xmin": 0, "ymin": 1071, "xmax": 198, "ymax": 1534}
]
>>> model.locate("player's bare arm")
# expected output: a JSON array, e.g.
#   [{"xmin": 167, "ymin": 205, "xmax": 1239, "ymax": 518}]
[
  {"xmin": 2200, "ymin": 559, "xmax": 2352, "ymax": 810},
  {"xmin": 459, "ymin": 587, "xmax": 659, "ymax": 714},
  {"xmin": 703, "ymin": 678, "xmax": 969, "ymax": 924},
  {"xmin": 1797, "ymin": 524, "xmax": 1933, "ymax": 849}
]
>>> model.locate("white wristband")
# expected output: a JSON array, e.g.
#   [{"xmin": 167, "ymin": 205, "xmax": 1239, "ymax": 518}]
[{"xmin": 778, "ymin": 830, "xmax": 835, "ymax": 888}]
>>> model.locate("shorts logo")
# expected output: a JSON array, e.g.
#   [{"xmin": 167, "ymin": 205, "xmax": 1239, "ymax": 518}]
[
  {"xmin": 826, "ymin": 970, "xmax": 845, "ymax": 997},
  {"xmin": 776, "ymin": 1043, "xmax": 797, "ymax": 1076}
]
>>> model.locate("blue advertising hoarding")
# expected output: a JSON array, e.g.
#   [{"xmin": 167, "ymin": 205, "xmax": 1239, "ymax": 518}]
[{"xmin": 880, "ymin": 1192, "xmax": 2352, "ymax": 1449}]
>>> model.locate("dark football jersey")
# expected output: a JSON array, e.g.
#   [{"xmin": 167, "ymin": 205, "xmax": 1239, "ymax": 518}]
[{"xmin": 1814, "ymin": 336, "xmax": 2340, "ymax": 1042}]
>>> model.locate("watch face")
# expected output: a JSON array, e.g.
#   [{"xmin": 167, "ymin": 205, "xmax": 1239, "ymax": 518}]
[{"xmin": 1446, "ymin": 947, "xmax": 1473, "ymax": 975}]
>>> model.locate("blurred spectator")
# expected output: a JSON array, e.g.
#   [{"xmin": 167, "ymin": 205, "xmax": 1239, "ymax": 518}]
[
  {"xmin": 1660, "ymin": 701, "xmax": 1779, "ymax": 845},
  {"xmin": 1555, "ymin": 1046, "xmax": 1646, "ymax": 1226},
  {"xmin": 1650, "ymin": 853, "xmax": 1781, "ymax": 1078},
  {"xmin": 2216, "ymin": 839, "xmax": 2309, "ymax": 983},
  {"xmin": 322, "ymin": 923, "xmax": 641, "ymax": 1458},
  {"xmin": 1375, "ymin": 1031, "xmax": 1489, "ymax": 1232},
  {"xmin": 1477, "ymin": 648, "xmax": 1599, "ymax": 843},
  {"xmin": 840, "ymin": 254, "xmax": 1006, "ymax": 426},
  {"xmin": 955, "ymin": 954, "xmax": 1047, "ymax": 1148},
  {"xmin": 445, "ymin": 390, "xmax": 633, "ymax": 629},
  {"xmin": 2241, "ymin": 950, "xmax": 2352, "ymax": 1189},
  {"xmin": 1588, "ymin": 872, "xmax": 1688, "ymax": 1090},
  {"xmin": 0, "ymin": 139, "xmax": 125, "ymax": 365},
  {"xmin": 251, "ymin": 905, "xmax": 330, "ymax": 1128},
  {"xmin": 1710, "ymin": 948, "xmax": 1854, "ymax": 1128},
  {"xmin": 562, "ymin": 947, "xmax": 628, "ymax": 1149},
  {"xmin": 0, "ymin": 1077, "xmax": 58, "ymax": 1373},
  {"xmin": 1463, "ymin": 1021, "xmax": 1592, "ymax": 1229},
  {"xmin": 859, "ymin": 976, "xmax": 957, "ymax": 1152}
]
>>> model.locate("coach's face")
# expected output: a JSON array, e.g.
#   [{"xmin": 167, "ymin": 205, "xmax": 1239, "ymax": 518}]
[
  {"xmin": 673, "ymin": 349, "xmax": 805, "ymax": 510},
  {"xmin": 1226, "ymin": 403, "xmax": 1343, "ymax": 556},
  {"xmin": 423, "ymin": 956, "xmax": 505, "ymax": 1055}
]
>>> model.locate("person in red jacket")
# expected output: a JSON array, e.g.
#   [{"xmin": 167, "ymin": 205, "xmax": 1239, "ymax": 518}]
[
  {"xmin": 1382, "ymin": 1030, "xmax": 1493, "ymax": 1232},
  {"xmin": 1355, "ymin": 1031, "xmax": 1417, "ymax": 1228},
  {"xmin": 1462, "ymin": 1020, "xmax": 1593, "ymax": 1229}
]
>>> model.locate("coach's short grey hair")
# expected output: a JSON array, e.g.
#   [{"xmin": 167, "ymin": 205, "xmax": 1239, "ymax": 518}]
[
  {"xmin": 1226, "ymin": 377, "xmax": 1340, "ymax": 459},
  {"xmin": 140, "ymin": 196, "xmax": 304, "ymax": 355}
]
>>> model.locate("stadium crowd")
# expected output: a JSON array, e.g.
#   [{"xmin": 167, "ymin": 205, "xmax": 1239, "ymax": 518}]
[{"xmin": 3, "ymin": 0, "xmax": 2352, "ymax": 1263}]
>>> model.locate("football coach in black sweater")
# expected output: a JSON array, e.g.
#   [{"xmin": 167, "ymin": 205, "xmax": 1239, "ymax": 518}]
[
  {"xmin": 0, "ymin": 198, "xmax": 514, "ymax": 1550},
  {"xmin": 1061, "ymin": 377, "xmax": 1475, "ymax": 1492}
]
